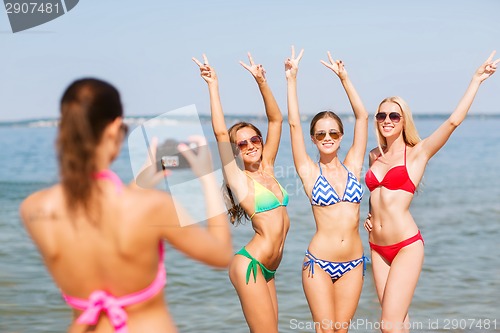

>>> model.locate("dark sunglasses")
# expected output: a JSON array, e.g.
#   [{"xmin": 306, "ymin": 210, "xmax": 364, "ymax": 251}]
[
  {"xmin": 314, "ymin": 129, "xmax": 341, "ymax": 141},
  {"xmin": 237, "ymin": 135, "xmax": 262, "ymax": 150},
  {"xmin": 375, "ymin": 112, "xmax": 402, "ymax": 123}
]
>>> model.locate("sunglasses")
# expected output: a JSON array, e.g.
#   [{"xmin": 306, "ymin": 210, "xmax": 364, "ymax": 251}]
[
  {"xmin": 314, "ymin": 129, "xmax": 341, "ymax": 141},
  {"xmin": 375, "ymin": 112, "xmax": 402, "ymax": 123},
  {"xmin": 237, "ymin": 135, "xmax": 262, "ymax": 150}
]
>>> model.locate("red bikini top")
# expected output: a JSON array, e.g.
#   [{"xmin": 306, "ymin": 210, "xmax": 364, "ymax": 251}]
[{"xmin": 365, "ymin": 146, "xmax": 416, "ymax": 194}]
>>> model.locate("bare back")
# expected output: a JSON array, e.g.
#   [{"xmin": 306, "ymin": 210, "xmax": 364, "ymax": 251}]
[{"xmin": 21, "ymin": 181, "xmax": 177, "ymax": 332}]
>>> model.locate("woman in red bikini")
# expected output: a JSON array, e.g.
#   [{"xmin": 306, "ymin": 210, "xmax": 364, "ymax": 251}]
[
  {"xmin": 20, "ymin": 78, "xmax": 232, "ymax": 333},
  {"xmin": 364, "ymin": 52, "xmax": 499, "ymax": 333}
]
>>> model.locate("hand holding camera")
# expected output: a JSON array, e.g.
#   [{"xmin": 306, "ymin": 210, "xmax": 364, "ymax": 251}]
[
  {"xmin": 156, "ymin": 139, "xmax": 199, "ymax": 171},
  {"xmin": 135, "ymin": 135, "xmax": 212, "ymax": 189},
  {"xmin": 134, "ymin": 137, "xmax": 171, "ymax": 189},
  {"xmin": 176, "ymin": 135, "xmax": 214, "ymax": 178}
]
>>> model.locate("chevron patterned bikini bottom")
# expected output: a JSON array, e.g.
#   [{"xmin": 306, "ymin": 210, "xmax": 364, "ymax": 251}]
[{"xmin": 303, "ymin": 250, "xmax": 369, "ymax": 282}]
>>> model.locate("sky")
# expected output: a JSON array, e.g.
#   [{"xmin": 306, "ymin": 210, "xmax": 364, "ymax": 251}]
[{"xmin": 1, "ymin": 0, "xmax": 499, "ymax": 121}]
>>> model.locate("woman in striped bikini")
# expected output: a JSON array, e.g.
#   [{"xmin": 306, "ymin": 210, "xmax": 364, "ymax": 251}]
[
  {"xmin": 364, "ymin": 52, "xmax": 499, "ymax": 333},
  {"xmin": 285, "ymin": 46, "xmax": 369, "ymax": 333}
]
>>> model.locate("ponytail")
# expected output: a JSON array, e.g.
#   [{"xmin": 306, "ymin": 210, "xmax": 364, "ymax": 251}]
[{"xmin": 57, "ymin": 78, "xmax": 123, "ymax": 214}]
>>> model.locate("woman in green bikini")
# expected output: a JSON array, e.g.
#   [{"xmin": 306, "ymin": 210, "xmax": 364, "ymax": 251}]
[{"xmin": 193, "ymin": 53, "xmax": 289, "ymax": 333}]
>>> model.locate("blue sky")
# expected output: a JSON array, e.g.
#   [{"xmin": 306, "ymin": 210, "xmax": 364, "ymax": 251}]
[{"xmin": 1, "ymin": 0, "xmax": 499, "ymax": 121}]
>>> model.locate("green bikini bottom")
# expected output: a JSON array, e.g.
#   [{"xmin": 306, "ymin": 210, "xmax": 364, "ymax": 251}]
[{"xmin": 235, "ymin": 247, "xmax": 276, "ymax": 284}]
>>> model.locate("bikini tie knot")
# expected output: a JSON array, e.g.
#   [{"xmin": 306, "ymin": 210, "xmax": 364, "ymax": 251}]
[
  {"xmin": 77, "ymin": 290, "xmax": 128, "ymax": 333},
  {"xmin": 303, "ymin": 251, "xmax": 316, "ymax": 277},
  {"xmin": 246, "ymin": 258, "xmax": 259, "ymax": 283}
]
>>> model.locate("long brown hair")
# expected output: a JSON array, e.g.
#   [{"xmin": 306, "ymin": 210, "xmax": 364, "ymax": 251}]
[
  {"xmin": 57, "ymin": 78, "xmax": 123, "ymax": 214},
  {"xmin": 223, "ymin": 122, "xmax": 263, "ymax": 225}
]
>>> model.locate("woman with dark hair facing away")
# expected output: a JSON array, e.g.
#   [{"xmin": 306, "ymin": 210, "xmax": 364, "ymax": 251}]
[
  {"xmin": 364, "ymin": 52, "xmax": 499, "ymax": 333},
  {"xmin": 285, "ymin": 46, "xmax": 369, "ymax": 333},
  {"xmin": 20, "ymin": 78, "xmax": 232, "ymax": 333},
  {"xmin": 193, "ymin": 53, "xmax": 288, "ymax": 333}
]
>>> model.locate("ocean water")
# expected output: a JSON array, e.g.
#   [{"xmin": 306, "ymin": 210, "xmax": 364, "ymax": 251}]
[{"xmin": 1, "ymin": 115, "xmax": 499, "ymax": 333}]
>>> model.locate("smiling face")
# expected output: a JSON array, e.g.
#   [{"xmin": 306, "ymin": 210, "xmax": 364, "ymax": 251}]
[
  {"xmin": 311, "ymin": 117, "xmax": 343, "ymax": 155},
  {"xmin": 235, "ymin": 126, "xmax": 263, "ymax": 166},
  {"xmin": 376, "ymin": 101, "xmax": 404, "ymax": 139}
]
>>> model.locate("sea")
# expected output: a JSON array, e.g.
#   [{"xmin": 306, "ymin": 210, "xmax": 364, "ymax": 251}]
[{"xmin": 1, "ymin": 113, "xmax": 499, "ymax": 333}]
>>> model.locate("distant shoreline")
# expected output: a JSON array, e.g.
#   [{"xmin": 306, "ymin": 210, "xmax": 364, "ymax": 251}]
[{"xmin": 2, "ymin": 113, "xmax": 500, "ymax": 128}]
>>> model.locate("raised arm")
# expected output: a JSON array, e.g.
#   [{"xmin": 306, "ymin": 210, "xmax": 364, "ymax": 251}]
[
  {"xmin": 285, "ymin": 46, "xmax": 314, "ymax": 178},
  {"xmin": 321, "ymin": 51, "xmax": 368, "ymax": 176},
  {"xmin": 193, "ymin": 55, "xmax": 246, "ymax": 190},
  {"xmin": 240, "ymin": 53, "xmax": 283, "ymax": 167},
  {"xmin": 419, "ymin": 51, "xmax": 499, "ymax": 160},
  {"xmin": 160, "ymin": 136, "xmax": 232, "ymax": 268},
  {"xmin": 193, "ymin": 55, "xmax": 230, "ymax": 143}
]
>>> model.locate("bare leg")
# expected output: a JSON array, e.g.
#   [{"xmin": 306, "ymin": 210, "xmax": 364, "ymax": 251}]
[
  {"xmin": 267, "ymin": 278, "xmax": 278, "ymax": 322},
  {"xmin": 332, "ymin": 264, "xmax": 364, "ymax": 333},
  {"xmin": 229, "ymin": 255, "xmax": 278, "ymax": 333},
  {"xmin": 380, "ymin": 241, "xmax": 424, "ymax": 333},
  {"xmin": 303, "ymin": 261, "xmax": 336, "ymax": 333},
  {"xmin": 371, "ymin": 249, "xmax": 390, "ymax": 306},
  {"xmin": 303, "ymin": 260, "xmax": 364, "ymax": 333}
]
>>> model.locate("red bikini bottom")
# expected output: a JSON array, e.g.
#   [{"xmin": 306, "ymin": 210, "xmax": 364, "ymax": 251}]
[{"xmin": 369, "ymin": 231, "xmax": 424, "ymax": 264}]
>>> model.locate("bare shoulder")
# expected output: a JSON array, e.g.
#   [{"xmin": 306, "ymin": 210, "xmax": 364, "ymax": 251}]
[
  {"xmin": 368, "ymin": 147, "xmax": 381, "ymax": 162},
  {"xmin": 126, "ymin": 186, "xmax": 173, "ymax": 210},
  {"xmin": 125, "ymin": 186, "xmax": 178, "ymax": 226},
  {"xmin": 20, "ymin": 185, "xmax": 62, "ymax": 226},
  {"xmin": 369, "ymin": 146, "xmax": 381, "ymax": 155}
]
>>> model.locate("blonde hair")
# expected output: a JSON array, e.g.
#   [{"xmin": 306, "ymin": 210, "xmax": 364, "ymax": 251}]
[{"xmin": 375, "ymin": 96, "xmax": 421, "ymax": 152}]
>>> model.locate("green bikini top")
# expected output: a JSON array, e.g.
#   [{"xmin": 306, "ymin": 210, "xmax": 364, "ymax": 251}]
[{"xmin": 245, "ymin": 171, "xmax": 289, "ymax": 219}]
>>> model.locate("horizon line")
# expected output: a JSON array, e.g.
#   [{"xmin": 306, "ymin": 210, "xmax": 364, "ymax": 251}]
[{"xmin": 2, "ymin": 112, "xmax": 500, "ymax": 124}]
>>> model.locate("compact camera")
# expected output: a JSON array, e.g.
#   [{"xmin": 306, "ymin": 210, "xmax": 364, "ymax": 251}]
[{"xmin": 156, "ymin": 139, "xmax": 198, "ymax": 171}]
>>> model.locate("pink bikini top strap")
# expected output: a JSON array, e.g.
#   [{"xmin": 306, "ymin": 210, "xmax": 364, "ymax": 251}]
[
  {"xmin": 62, "ymin": 242, "xmax": 166, "ymax": 333},
  {"xmin": 93, "ymin": 169, "xmax": 124, "ymax": 194}
]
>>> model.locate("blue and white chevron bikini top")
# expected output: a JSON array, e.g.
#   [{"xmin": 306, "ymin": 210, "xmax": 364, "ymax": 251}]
[{"xmin": 311, "ymin": 162, "xmax": 363, "ymax": 206}]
